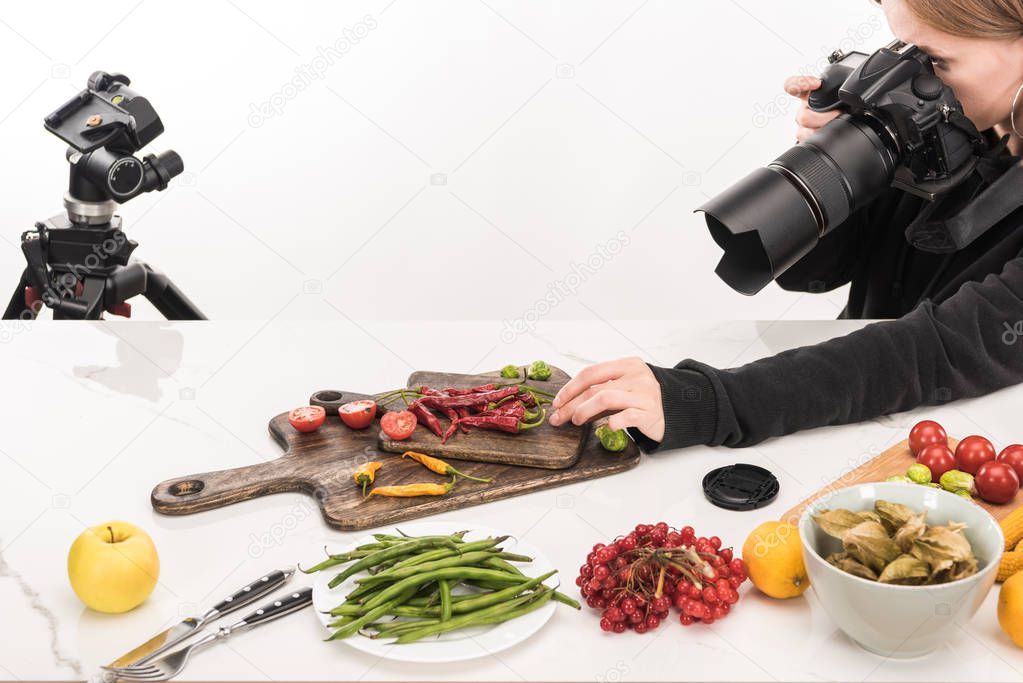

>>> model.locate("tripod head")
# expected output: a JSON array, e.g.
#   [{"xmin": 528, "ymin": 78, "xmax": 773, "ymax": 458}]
[{"xmin": 45, "ymin": 71, "xmax": 183, "ymax": 224}]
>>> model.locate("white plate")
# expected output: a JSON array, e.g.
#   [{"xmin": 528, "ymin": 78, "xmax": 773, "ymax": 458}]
[{"xmin": 311, "ymin": 521, "xmax": 559, "ymax": 663}]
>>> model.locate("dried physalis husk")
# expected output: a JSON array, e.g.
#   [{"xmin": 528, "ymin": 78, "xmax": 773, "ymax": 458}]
[
  {"xmin": 893, "ymin": 512, "xmax": 927, "ymax": 553},
  {"xmin": 814, "ymin": 509, "xmax": 883, "ymax": 540},
  {"xmin": 875, "ymin": 500, "xmax": 918, "ymax": 534},
  {"xmin": 843, "ymin": 521, "xmax": 902, "ymax": 573},
  {"xmin": 878, "ymin": 554, "xmax": 931, "ymax": 585},
  {"xmin": 827, "ymin": 551, "xmax": 879, "ymax": 581},
  {"xmin": 911, "ymin": 522, "xmax": 977, "ymax": 584}
]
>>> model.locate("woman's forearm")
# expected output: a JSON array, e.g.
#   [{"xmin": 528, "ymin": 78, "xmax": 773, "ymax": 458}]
[{"xmin": 645, "ymin": 255, "xmax": 1023, "ymax": 451}]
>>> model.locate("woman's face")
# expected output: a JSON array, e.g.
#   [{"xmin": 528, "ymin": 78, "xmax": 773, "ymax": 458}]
[{"xmin": 884, "ymin": 0, "xmax": 1023, "ymax": 131}]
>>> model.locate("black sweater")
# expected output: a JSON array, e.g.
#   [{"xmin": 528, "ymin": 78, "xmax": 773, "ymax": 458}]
[{"xmin": 633, "ymin": 133, "xmax": 1023, "ymax": 452}]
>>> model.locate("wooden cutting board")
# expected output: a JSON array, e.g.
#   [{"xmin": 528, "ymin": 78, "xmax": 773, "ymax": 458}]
[
  {"xmin": 151, "ymin": 375, "xmax": 640, "ymax": 531},
  {"xmin": 377, "ymin": 367, "xmax": 585, "ymax": 469},
  {"xmin": 779, "ymin": 437, "xmax": 1020, "ymax": 525}
]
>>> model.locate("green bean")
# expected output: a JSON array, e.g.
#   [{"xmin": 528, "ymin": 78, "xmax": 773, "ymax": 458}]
[
  {"xmin": 327, "ymin": 535, "xmax": 465, "ymax": 589},
  {"xmin": 438, "ymin": 579, "xmax": 452, "ymax": 621},
  {"xmin": 385, "ymin": 537, "xmax": 507, "ymax": 573},
  {"xmin": 552, "ymin": 591, "xmax": 581, "ymax": 609},
  {"xmin": 327, "ymin": 588, "xmax": 416, "ymax": 640},
  {"xmin": 361, "ymin": 567, "xmax": 526, "ymax": 612},
  {"xmin": 367, "ymin": 618, "xmax": 441, "ymax": 638},
  {"xmin": 300, "ymin": 547, "xmax": 380, "ymax": 574},
  {"xmin": 483, "ymin": 556, "xmax": 525, "ymax": 575},
  {"xmin": 394, "ymin": 589, "xmax": 554, "ymax": 644},
  {"xmin": 495, "ymin": 551, "xmax": 533, "ymax": 563},
  {"xmin": 356, "ymin": 551, "xmax": 502, "ymax": 585}
]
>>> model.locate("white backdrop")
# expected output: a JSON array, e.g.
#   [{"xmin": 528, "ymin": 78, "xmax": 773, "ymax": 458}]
[{"xmin": 0, "ymin": 0, "xmax": 892, "ymax": 321}]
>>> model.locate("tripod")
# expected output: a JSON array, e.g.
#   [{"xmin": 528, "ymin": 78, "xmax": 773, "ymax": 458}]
[{"xmin": 2, "ymin": 70, "xmax": 205, "ymax": 321}]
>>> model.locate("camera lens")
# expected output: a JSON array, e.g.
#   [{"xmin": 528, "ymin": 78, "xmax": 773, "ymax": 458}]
[{"xmin": 697, "ymin": 114, "xmax": 899, "ymax": 295}]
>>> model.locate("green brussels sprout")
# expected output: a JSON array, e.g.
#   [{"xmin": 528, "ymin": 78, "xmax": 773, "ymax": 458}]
[
  {"xmin": 953, "ymin": 489, "xmax": 974, "ymax": 499},
  {"xmin": 595, "ymin": 424, "xmax": 628, "ymax": 452},
  {"xmin": 906, "ymin": 463, "xmax": 932, "ymax": 485},
  {"xmin": 886, "ymin": 475, "xmax": 913, "ymax": 483},
  {"xmin": 939, "ymin": 469, "xmax": 976, "ymax": 495},
  {"xmin": 500, "ymin": 364, "xmax": 521, "ymax": 379},
  {"xmin": 527, "ymin": 360, "xmax": 552, "ymax": 381}
]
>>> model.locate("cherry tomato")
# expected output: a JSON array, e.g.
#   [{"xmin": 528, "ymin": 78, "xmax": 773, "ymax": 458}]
[
  {"xmin": 338, "ymin": 400, "xmax": 377, "ymax": 429},
  {"xmin": 954, "ymin": 435, "xmax": 997, "ymax": 475},
  {"xmin": 288, "ymin": 405, "xmax": 326, "ymax": 433},
  {"xmin": 975, "ymin": 461, "xmax": 1020, "ymax": 504},
  {"xmin": 908, "ymin": 420, "xmax": 947, "ymax": 457},
  {"xmin": 916, "ymin": 443, "xmax": 956, "ymax": 479},
  {"xmin": 997, "ymin": 444, "xmax": 1023, "ymax": 481},
  {"xmin": 381, "ymin": 410, "xmax": 417, "ymax": 440}
]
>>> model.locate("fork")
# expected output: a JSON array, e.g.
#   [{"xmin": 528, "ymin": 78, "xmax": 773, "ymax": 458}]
[{"xmin": 102, "ymin": 587, "xmax": 312, "ymax": 681}]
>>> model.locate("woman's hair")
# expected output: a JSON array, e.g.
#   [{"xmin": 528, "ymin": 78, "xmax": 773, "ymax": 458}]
[{"xmin": 871, "ymin": 0, "xmax": 1023, "ymax": 39}]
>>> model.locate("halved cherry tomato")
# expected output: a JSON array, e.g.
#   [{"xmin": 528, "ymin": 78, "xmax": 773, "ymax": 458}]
[
  {"xmin": 381, "ymin": 410, "xmax": 417, "ymax": 440},
  {"xmin": 339, "ymin": 400, "xmax": 377, "ymax": 429},
  {"xmin": 289, "ymin": 405, "xmax": 326, "ymax": 433}
]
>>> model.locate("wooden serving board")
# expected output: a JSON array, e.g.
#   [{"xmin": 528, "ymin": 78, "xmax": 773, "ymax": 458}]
[
  {"xmin": 377, "ymin": 367, "xmax": 585, "ymax": 469},
  {"xmin": 779, "ymin": 437, "xmax": 1020, "ymax": 526},
  {"xmin": 151, "ymin": 377, "xmax": 640, "ymax": 531}
]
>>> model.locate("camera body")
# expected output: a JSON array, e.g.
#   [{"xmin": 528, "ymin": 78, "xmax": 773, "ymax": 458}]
[
  {"xmin": 809, "ymin": 41, "xmax": 981, "ymax": 200},
  {"xmin": 697, "ymin": 41, "xmax": 986, "ymax": 295}
]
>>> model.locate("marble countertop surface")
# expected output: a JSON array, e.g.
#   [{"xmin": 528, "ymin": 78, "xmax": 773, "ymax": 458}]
[{"xmin": 1, "ymin": 319, "xmax": 1020, "ymax": 682}]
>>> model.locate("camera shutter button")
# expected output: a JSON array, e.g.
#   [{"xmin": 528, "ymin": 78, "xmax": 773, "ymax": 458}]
[{"xmin": 912, "ymin": 73, "xmax": 943, "ymax": 101}]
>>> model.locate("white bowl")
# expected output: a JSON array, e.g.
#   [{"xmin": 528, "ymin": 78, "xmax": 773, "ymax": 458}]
[{"xmin": 798, "ymin": 482, "xmax": 1003, "ymax": 658}]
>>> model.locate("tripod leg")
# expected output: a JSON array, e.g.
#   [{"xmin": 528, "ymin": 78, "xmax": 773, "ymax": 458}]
[
  {"xmin": 3, "ymin": 269, "xmax": 32, "ymax": 320},
  {"xmin": 141, "ymin": 264, "xmax": 207, "ymax": 320}
]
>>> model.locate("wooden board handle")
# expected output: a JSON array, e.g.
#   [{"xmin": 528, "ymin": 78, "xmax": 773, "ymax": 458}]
[{"xmin": 151, "ymin": 460, "xmax": 308, "ymax": 515}]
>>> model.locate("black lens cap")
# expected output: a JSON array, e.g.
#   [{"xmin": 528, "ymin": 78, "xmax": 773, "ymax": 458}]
[{"xmin": 702, "ymin": 464, "xmax": 779, "ymax": 511}]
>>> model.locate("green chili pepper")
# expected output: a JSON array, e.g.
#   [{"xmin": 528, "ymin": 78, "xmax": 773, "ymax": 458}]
[
  {"xmin": 596, "ymin": 424, "xmax": 628, "ymax": 452},
  {"xmin": 527, "ymin": 360, "xmax": 552, "ymax": 381},
  {"xmin": 500, "ymin": 364, "xmax": 521, "ymax": 379}
]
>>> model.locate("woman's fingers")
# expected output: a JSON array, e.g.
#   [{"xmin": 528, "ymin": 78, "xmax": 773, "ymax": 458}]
[
  {"xmin": 606, "ymin": 408, "xmax": 646, "ymax": 432},
  {"xmin": 552, "ymin": 358, "xmax": 635, "ymax": 410},
  {"xmin": 783, "ymin": 75, "xmax": 821, "ymax": 98},
  {"xmin": 549, "ymin": 382, "xmax": 608, "ymax": 425},
  {"xmin": 570, "ymin": 389, "xmax": 637, "ymax": 426},
  {"xmin": 795, "ymin": 106, "xmax": 839, "ymax": 129}
]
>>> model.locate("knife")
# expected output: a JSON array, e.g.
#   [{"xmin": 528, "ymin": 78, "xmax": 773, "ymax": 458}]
[{"xmin": 105, "ymin": 566, "xmax": 295, "ymax": 668}]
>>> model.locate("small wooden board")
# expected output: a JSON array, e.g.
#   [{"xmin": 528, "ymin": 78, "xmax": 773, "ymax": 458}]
[
  {"xmin": 779, "ymin": 437, "xmax": 1020, "ymax": 526},
  {"xmin": 151, "ymin": 374, "xmax": 640, "ymax": 531},
  {"xmin": 377, "ymin": 368, "xmax": 585, "ymax": 469}
]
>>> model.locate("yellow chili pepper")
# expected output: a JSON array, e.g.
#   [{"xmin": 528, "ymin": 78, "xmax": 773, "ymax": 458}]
[
  {"xmin": 402, "ymin": 451, "xmax": 493, "ymax": 483},
  {"xmin": 354, "ymin": 461, "xmax": 382, "ymax": 497},
  {"xmin": 368, "ymin": 477, "xmax": 456, "ymax": 498}
]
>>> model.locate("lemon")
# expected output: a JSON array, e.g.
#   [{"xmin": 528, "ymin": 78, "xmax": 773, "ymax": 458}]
[{"xmin": 742, "ymin": 521, "xmax": 809, "ymax": 599}]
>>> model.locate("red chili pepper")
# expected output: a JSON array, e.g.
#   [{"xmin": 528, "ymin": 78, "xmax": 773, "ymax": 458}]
[
  {"xmin": 408, "ymin": 401, "xmax": 443, "ymax": 437},
  {"xmin": 455, "ymin": 407, "xmax": 471, "ymax": 433},
  {"xmin": 439, "ymin": 384, "xmax": 496, "ymax": 396},
  {"xmin": 479, "ymin": 402, "xmax": 526, "ymax": 419},
  {"xmin": 420, "ymin": 387, "xmax": 462, "ymax": 427},
  {"xmin": 419, "ymin": 386, "xmax": 519, "ymax": 410},
  {"xmin": 456, "ymin": 409, "xmax": 545, "ymax": 434}
]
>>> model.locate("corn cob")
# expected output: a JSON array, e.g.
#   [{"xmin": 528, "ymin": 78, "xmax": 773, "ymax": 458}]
[
  {"xmin": 1000, "ymin": 506, "xmax": 1023, "ymax": 551},
  {"xmin": 997, "ymin": 551, "xmax": 1023, "ymax": 583}
]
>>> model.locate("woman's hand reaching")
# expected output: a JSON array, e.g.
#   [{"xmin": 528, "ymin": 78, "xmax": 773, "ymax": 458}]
[
  {"xmin": 785, "ymin": 75, "xmax": 841, "ymax": 142},
  {"xmin": 548, "ymin": 357, "xmax": 664, "ymax": 442}
]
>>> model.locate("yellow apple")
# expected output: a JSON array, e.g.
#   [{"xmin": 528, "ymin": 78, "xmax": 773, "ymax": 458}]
[{"xmin": 67, "ymin": 520, "xmax": 160, "ymax": 613}]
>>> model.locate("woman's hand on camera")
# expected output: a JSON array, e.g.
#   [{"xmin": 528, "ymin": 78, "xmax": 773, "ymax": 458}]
[
  {"xmin": 548, "ymin": 357, "xmax": 664, "ymax": 442},
  {"xmin": 785, "ymin": 75, "xmax": 841, "ymax": 142}
]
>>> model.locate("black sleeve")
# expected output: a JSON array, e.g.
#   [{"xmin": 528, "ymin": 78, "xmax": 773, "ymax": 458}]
[{"xmin": 637, "ymin": 254, "xmax": 1023, "ymax": 451}]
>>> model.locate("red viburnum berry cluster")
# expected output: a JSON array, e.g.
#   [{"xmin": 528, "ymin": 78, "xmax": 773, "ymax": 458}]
[{"xmin": 575, "ymin": 522, "xmax": 748, "ymax": 633}]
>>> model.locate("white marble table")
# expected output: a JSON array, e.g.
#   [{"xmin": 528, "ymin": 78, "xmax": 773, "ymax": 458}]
[{"xmin": 1, "ymin": 319, "xmax": 1020, "ymax": 682}]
